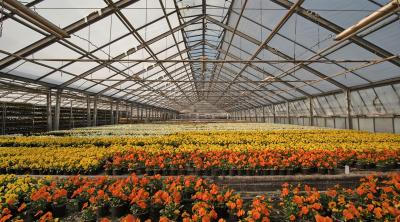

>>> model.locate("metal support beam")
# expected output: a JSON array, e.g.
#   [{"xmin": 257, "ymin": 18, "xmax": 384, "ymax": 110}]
[
  {"xmin": 110, "ymin": 102, "xmax": 114, "ymax": 125},
  {"xmin": 0, "ymin": 0, "xmax": 141, "ymax": 69},
  {"xmin": 262, "ymin": 106, "xmax": 266, "ymax": 123},
  {"xmin": 309, "ymin": 97, "xmax": 314, "ymax": 126},
  {"xmin": 115, "ymin": 101, "xmax": 120, "ymax": 124},
  {"xmin": 287, "ymin": 102, "xmax": 290, "ymax": 124},
  {"xmin": 86, "ymin": 95, "xmax": 91, "ymax": 127},
  {"xmin": 93, "ymin": 96, "xmax": 98, "ymax": 126},
  {"xmin": 129, "ymin": 104, "xmax": 133, "ymax": 123},
  {"xmin": 345, "ymin": 90, "xmax": 353, "ymax": 129},
  {"xmin": 271, "ymin": 0, "xmax": 400, "ymax": 68},
  {"xmin": 46, "ymin": 90, "xmax": 52, "ymax": 131},
  {"xmin": 53, "ymin": 89, "xmax": 61, "ymax": 131},
  {"xmin": 273, "ymin": 104, "xmax": 276, "ymax": 124}
]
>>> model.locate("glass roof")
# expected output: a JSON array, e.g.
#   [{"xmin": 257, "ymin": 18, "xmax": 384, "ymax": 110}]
[{"xmin": 0, "ymin": 0, "xmax": 399, "ymax": 113}]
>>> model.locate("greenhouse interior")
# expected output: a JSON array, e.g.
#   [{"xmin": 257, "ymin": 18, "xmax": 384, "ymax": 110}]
[{"xmin": 0, "ymin": 0, "xmax": 399, "ymax": 221}]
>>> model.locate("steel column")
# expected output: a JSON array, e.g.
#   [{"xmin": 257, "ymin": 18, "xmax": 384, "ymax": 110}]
[
  {"xmin": 93, "ymin": 97, "xmax": 98, "ymax": 126},
  {"xmin": 86, "ymin": 95, "xmax": 91, "ymax": 127},
  {"xmin": 46, "ymin": 90, "xmax": 52, "ymax": 131},
  {"xmin": 53, "ymin": 89, "xmax": 61, "ymax": 131},
  {"xmin": 345, "ymin": 90, "xmax": 353, "ymax": 129}
]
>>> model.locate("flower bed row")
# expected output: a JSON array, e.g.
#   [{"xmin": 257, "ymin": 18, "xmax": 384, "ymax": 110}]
[
  {"xmin": 0, "ymin": 130, "xmax": 399, "ymax": 175},
  {"xmin": 0, "ymin": 174, "xmax": 268, "ymax": 222},
  {"xmin": 0, "ymin": 174, "xmax": 399, "ymax": 222},
  {"xmin": 0, "ymin": 146, "xmax": 127, "ymax": 175},
  {"xmin": 2, "ymin": 130, "xmax": 400, "ymax": 147},
  {"xmin": 105, "ymin": 146, "xmax": 400, "ymax": 176}
]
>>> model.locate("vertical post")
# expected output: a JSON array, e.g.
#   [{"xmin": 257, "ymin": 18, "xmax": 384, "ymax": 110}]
[
  {"xmin": 93, "ymin": 96, "xmax": 98, "ymax": 126},
  {"xmin": 140, "ymin": 106, "xmax": 143, "ymax": 120},
  {"xmin": 136, "ymin": 105, "xmax": 140, "ymax": 121},
  {"xmin": 345, "ymin": 89, "xmax": 353, "ymax": 129},
  {"xmin": 262, "ymin": 107, "xmax": 266, "ymax": 122},
  {"xmin": 32, "ymin": 105, "xmax": 35, "ymax": 132},
  {"xmin": 2, "ymin": 103, "xmax": 6, "ymax": 135},
  {"xmin": 130, "ymin": 104, "xmax": 133, "ymax": 123},
  {"xmin": 115, "ymin": 101, "xmax": 119, "ymax": 124},
  {"xmin": 287, "ymin": 102, "xmax": 290, "ymax": 124},
  {"xmin": 53, "ymin": 89, "xmax": 61, "ymax": 131},
  {"xmin": 254, "ymin": 108, "xmax": 258, "ymax": 122},
  {"xmin": 309, "ymin": 97, "xmax": 314, "ymax": 126},
  {"xmin": 46, "ymin": 90, "xmax": 52, "ymax": 131},
  {"xmin": 70, "ymin": 100, "xmax": 73, "ymax": 129},
  {"xmin": 86, "ymin": 95, "xmax": 91, "ymax": 127},
  {"xmin": 272, "ymin": 104, "xmax": 276, "ymax": 124},
  {"xmin": 110, "ymin": 102, "xmax": 114, "ymax": 125}
]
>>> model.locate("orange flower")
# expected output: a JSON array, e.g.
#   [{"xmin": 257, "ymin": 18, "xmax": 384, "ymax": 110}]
[
  {"xmin": 293, "ymin": 195, "xmax": 303, "ymax": 205},
  {"xmin": 237, "ymin": 209, "xmax": 245, "ymax": 217},
  {"xmin": 100, "ymin": 218, "xmax": 111, "ymax": 222},
  {"xmin": 0, "ymin": 214, "xmax": 12, "ymax": 222},
  {"xmin": 17, "ymin": 203, "xmax": 27, "ymax": 212},
  {"xmin": 315, "ymin": 214, "xmax": 333, "ymax": 222},
  {"xmin": 373, "ymin": 207, "xmax": 383, "ymax": 219},
  {"xmin": 159, "ymin": 217, "xmax": 169, "ymax": 222},
  {"xmin": 343, "ymin": 209, "xmax": 354, "ymax": 220},
  {"xmin": 289, "ymin": 214, "xmax": 296, "ymax": 221},
  {"xmin": 252, "ymin": 211, "xmax": 261, "ymax": 220},
  {"xmin": 120, "ymin": 214, "xmax": 138, "ymax": 222},
  {"xmin": 281, "ymin": 188, "xmax": 289, "ymax": 197},
  {"xmin": 300, "ymin": 206, "xmax": 309, "ymax": 215}
]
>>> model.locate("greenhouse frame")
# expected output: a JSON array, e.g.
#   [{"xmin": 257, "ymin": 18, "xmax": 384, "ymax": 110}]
[{"xmin": 0, "ymin": 0, "xmax": 399, "ymax": 134}]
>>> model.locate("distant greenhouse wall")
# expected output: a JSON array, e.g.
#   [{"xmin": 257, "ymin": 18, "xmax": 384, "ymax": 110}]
[{"xmin": 230, "ymin": 82, "xmax": 400, "ymax": 134}]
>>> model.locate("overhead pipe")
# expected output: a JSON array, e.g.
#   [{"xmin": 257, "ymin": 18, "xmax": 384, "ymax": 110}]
[
  {"xmin": 3, "ymin": 0, "xmax": 70, "ymax": 38},
  {"xmin": 335, "ymin": 0, "xmax": 399, "ymax": 41}
]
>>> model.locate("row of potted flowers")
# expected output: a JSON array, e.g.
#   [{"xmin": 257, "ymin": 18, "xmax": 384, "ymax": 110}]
[
  {"xmin": 0, "ymin": 174, "xmax": 269, "ymax": 222},
  {"xmin": 0, "ymin": 146, "xmax": 128, "ymax": 175},
  {"xmin": 105, "ymin": 146, "xmax": 399, "ymax": 176},
  {"xmin": 2, "ymin": 130, "xmax": 400, "ymax": 147},
  {"xmin": 1, "ymin": 173, "xmax": 399, "ymax": 221},
  {"xmin": 279, "ymin": 173, "xmax": 400, "ymax": 221}
]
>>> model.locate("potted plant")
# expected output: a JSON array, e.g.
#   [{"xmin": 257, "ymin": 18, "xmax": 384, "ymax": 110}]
[
  {"xmin": 104, "ymin": 161, "xmax": 113, "ymax": 175},
  {"xmin": 81, "ymin": 204, "xmax": 96, "ymax": 222},
  {"xmin": 90, "ymin": 189, "xmax": 109, "ymax": 218},
  {"xmin": 51, "ymin": 188, "xmax": 68, "ymax": 218}
]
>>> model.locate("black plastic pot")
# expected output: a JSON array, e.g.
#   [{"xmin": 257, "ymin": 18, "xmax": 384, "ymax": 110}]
[
  {"xmin": 318, "ymin": 168, "xmax": 328, "ymax": 174},
  {"xmin": 211, "ymin": 168, "xmax": 220, "ymax": 176},
  {"xmin": 105, "ymin": 168, "xmax": 113, "ymax": 175},
  {"xmin": 215, "ymin": 206, "xmax": 229, "ymax": 219},
  {"xmin": 279, "ymin": 168, "xmax": 287, "ymax": 175},
  {"xmin": 221, "ymin": 169, "xmax": 229, "ymax": 176},
  {"xmin": 111, "ymin": 204, "xmax": 129, "ymax": 219},
  {"xmin": 153, "ymin": 168, "xmax": 161, "ymax": 175},
  {"xmin": 228, "ymin": 169, "xmax": 237, "ymax": 176},
  {"xmin": 52, "ymin": 203, "xmax": 67, "ymax": 218},
  {"xmin": 145, "ymin": 168, "xmax": 154, "ymax": 176},
  {"xmin": 237, "ymin": 169, "xmax": 245, "ymax": 176},
  {"xmin": 327, "ymin": 168, "xmax": 336, "ymax": 175},
  {"xmin": 301, "ymin": 167, "xmax": 312, "ymax": 175},
  {"xmin": 149, "ymin": 207, "xmax": 161, "ymax": 221},
  {"xmin": 170, "ymin": 168, "xmax": 178, "ymax": 175},
  {"xmin": 178, "ymin": 168, "xmax": 186, "ymax": 175},
  {"xmin": 23, "ymin": 210, "xmax": 34, "ymax": 222},
  {"xmin": 136, "ymin": 167, "xmax": 145, "ymax": 175},
  {"xmin": 286, "ymin": 168, "xmax": 294, "ymax": 175},
  {"xmin": 186, "ymin": 167, "xmax": 194, "ymax": 175},
  {"xmin": 113, "ymin": 168, "xmax": 123, "ymax": 175},
  {"xmin": 96, "ymin": 204, "xmax": 109, "ymax": 218}
]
